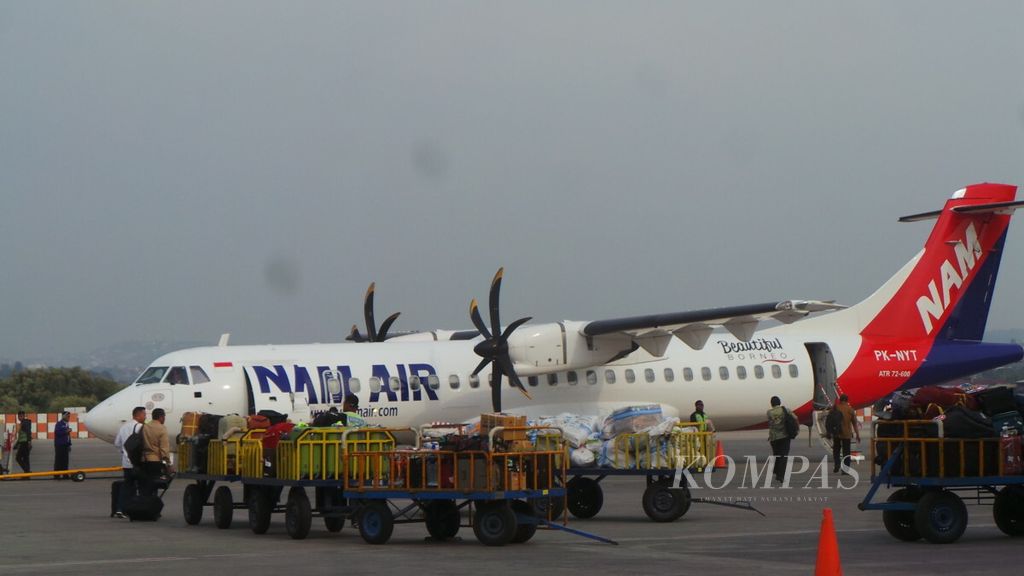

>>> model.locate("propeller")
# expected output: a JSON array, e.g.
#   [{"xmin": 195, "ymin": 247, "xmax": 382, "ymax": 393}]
[
  {"xmin": 348, "ymin": 282, "xmax": 401, "ymax": 342},
  {"xmin": 469, "ymin": 268, "xmax": 532, "ymax": 412}
]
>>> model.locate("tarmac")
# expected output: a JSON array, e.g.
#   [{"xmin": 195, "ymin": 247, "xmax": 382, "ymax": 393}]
[{"xmin": 0, "ymin": 430, "xmax": 1019, "ymax": 576}]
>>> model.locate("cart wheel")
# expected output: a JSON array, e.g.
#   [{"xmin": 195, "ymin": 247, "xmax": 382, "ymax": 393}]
[
  {"xmin": 71, "ymin": 471, "xmax": 86, "ymax": 482},
  {"xmin": 882, "ymin": 488, "xmax": 921, "ymax": 542},
  {"xmin": 642, "ymin": 484, "xmax": 691, "ymax": 522},
  {"xmin": 914, "ymin": 490, "xmax": 967, "ymax": 544},
  {"xmin": 473, "ymin": 501, "xmax": 517, "ymax": 546},
  {"xmin": 286, "ymin": 488, "xmax": 312, "ymax": 540},
  {"xmin": 510, "ymin": 500, "xmax": 538, "ymax": 543},
  {"xmin": 358, "ymin": 501, "xmax": 394, "ymax": 544},
  {"xmin": 213, "ymin": 486, "xmax": 233, "ymax": 529},
  {"xmin": 567, "ymin": 477, "xmax": 603, "ymax": 519},
  {"xmin": 425, "ymin": 500, "xmax": 460, "ymax": 540},
  {"xmin": 248, "ymin": 488, "xmax": 273, "ymax": 535},
  {"xmin": 529, "ymin": 493, "xmax": 565, "ymax": 521},
  {"xmin": 183, "ymin": 484, "xmax": 204, "ymax": 526},
  {"xmin": 324, "ymin": 516, "xmax": 345, "ymax": 533},
  {"xmin": 993, "ymin": 486, "xmax": 1024, "ymax": 537}
]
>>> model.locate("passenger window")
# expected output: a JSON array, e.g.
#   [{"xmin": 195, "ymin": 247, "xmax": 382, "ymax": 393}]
[
  {"xmin": 190, "ymin": 366, "xmax": 210, "ymax": 384},
  {"xmin": 449, "ymin": 375, "xmax": 460, "ymax": 389},
  {"xmin": 427, "ymin": 375, "xmax": 440, "ymax": 390},
  {"xmin": 528, "ymin": 376, "xmax": 539, "ymax": 387},
  {"xmin": 409, "ymin": 376, "xmax": 421, "ymax": 391},
  {"xmin": 389, "ymin": 376, "xmax": 401, "ymax": 391},
  {"xmin": 136, "ymin": 366, "xmax": 168, "ymax": 384},
  {"xmin": 547, "ymin": 373, "xmax": 558, "ymax": 386},
  {"xmin": 348, "ymin": 378, "xmax": 361, "ymax": 393},
  {"xmin": 369, "ymin": 377, "xmax": 382, "ymax": 393},
  {"xmin": 625, "ymin": 369, "xmax": 636, "ymax": 383},
  {"xmin": 644, "ymin": 368, "xmax": 655, "ymax": 383},
  {"xmin": 700, "ymin": 367, "xmax": 712, "ymax": 381},
  {"xmin": 683, "ymin": 368, "xmax": 693, "ymax": 382},
  {"xmin": 605, "ymin": 369, "xmax": 616, "ymax": 384},
  {"xmin": 789, "ymin": 365, "xmax": 799, "ymax": 378},
  {"xmin": 664, "ymin": 368, "xmax": 674, "ymax": 382},
  {"xmin": 736, "ymin": 366, "xmax": 747, "ymax": 380},
  {"xmin": 754, "ymin": 366, "xmax": 765, "ymax": 379},
  {"xmin": 771, "ymin": 365, "xmax": 782, "ymax": 379},
  {"xmin": 469, "ymin": 374, "xmax": 480, "ymax": 389},
  {"xmin": 586, "ymin": 370, "xmax": 597, "ymax": 385},
  {"xmin": 719, "ymin": 366, "xmax": 729, "ymax": 380},
  {"xmin": 567, "ymin": 371, "xmax": 578, "ymax": 385},
  {"xmin": 165, "ymin": 366, "xmax": 188, "ymax": 385}
]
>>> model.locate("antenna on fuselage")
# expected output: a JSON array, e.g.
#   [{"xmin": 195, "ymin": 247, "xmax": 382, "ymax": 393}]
[{"xmin": 218, "ymin": 333, "xmax": 230, "ymax": 347}]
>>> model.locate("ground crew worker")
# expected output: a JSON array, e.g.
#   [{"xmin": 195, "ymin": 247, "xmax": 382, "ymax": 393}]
[
  {"xmin": 688, "ymin": 400, "xmax": 714, "ymax": 432},
  {"xmin": 343, "ymin": 395, "xmax": 366, "ymax": 427},
  {"xmin": 54, "ymin": 411, "xmax": 72, "ymax": 478},
  {"xmin": 13, "ymin": 410, "xmax": 32, "ymax": 473}
]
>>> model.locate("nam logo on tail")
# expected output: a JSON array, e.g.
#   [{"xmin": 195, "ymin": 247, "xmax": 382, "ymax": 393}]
[{"xmin": 916, "ymin": 222, "xmax": 982, "ymax": 335}]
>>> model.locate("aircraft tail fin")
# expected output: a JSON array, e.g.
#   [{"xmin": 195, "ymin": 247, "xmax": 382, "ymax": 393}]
[{"xmin": 853, "ymin": 183, "xmax": 1020, "ymax": 341}]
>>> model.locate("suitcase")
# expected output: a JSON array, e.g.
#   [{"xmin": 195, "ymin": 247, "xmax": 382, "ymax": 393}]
[
  {"xmin": 180, "ymin": 412, "xmax": 203, "ymax": 438},
  {"xmin": 218, "ymin": 414, "xmax": 247, "ymax": 439},
  {"xmin": 198, "ymin": 413, "xmax": 223, "ymax": 437},
  {"xmin": 111, "ymin": 480, "xmax": 123, "ymax": 517},
  {"xmin": 977, "ymin": 387, "xmax": 1018, "ymax": 417},
  {"xmin": 124, "ymin": 494, "xmax": 164, "ymax": 521}
]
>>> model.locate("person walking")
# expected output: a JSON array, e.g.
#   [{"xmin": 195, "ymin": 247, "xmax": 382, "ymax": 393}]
[
  {"xmin": 141, "ymin": 408, "xmax": 173, "ymax": 495},
  {"xmin": 13, "ymin": 411, "xmax": 32, "ymax": 474},
  {"xmin": 112, "ymin": 406, "xmax": 146, "ymax": 518},
  {"xmin": 832, "ymin": 394, "xmax": 860, "ymax": 474},
  {"xmin": 766, "ymin": 396, "xmax": 791, "ymax": 484},
  {"xmin": 53, "ymin": 411, "xmax": 72, "ymax": 478}
]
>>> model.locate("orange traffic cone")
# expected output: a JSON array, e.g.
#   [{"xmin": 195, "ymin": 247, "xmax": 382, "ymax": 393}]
[
  {"xmin": 815, "ymin": 508, "xmax": 842, "ymax": 576},
  {"xmin": 711, "ymin": 440, "xmax": 725, "ymax": 470}
]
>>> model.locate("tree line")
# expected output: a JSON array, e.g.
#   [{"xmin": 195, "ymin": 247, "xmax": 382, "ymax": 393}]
[{"xmin": 0, "ymin": 366, "xmax": 121, "ymax": 413}]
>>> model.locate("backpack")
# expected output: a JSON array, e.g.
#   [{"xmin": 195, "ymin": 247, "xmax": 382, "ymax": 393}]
[
  {"xmin": 824, "ymin": 409, "xmax": 842, "ymax": 439},
  {"xmin": 124, "ymin": 423, "xmax": 145, "ymax": 467},
  {"xmin": 784, "ymin": 409, "xmax": 800, "ymax": 440}
]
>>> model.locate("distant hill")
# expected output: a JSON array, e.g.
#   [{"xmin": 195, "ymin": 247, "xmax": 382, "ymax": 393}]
[
  {"xmin": 985, "ymin": 329, "xmax": 1024, "ymax": 344},
  {"xmin": 1, "ymin": 340, "xmax": 207, "ymax": 385}
]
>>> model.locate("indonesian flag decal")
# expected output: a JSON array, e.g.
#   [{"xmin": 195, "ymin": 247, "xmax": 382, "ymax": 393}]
[{"xmin": 214, "ymin": 361, "xmax": 233, "ymax": 369}]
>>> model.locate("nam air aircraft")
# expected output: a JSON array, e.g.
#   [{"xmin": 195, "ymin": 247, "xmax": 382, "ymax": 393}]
[{"xmin": 85, "ymin": 183, "xmax": 1024, "ymax": 445}]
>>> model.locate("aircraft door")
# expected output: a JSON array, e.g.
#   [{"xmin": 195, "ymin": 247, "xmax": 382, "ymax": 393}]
[
  {"xmin": 805, "ymin": 342, "xmax": 839, "ymax": 451},
  {"xmin": 244, "ymin": 366, "xmax": 294, "ymax": 417}
]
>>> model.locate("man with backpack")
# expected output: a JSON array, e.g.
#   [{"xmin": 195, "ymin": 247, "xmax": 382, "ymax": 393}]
[
  {"xmin": 830, "ymin": 394, "xmax": 860, "ymax": 474},
  {"xmin": 112, "ymin": 406, "xmax": 146, "ymax": 518}
]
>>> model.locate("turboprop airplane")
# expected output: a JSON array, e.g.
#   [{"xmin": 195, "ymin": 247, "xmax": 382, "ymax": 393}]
[{"xmin": 85, "ymin": 183, "xmax": 1024, "ymax": 446}]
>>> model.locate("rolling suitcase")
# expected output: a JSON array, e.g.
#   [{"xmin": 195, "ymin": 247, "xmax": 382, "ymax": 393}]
[{"xmin": 124, "ymin": 494, "xmax": 164, "ymax": 521}]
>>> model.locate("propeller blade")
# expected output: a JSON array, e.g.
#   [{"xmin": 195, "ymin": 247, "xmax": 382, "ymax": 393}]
[
  {"xmin": 500, "ymin": 316, "xmax": 532, "ymax": 342},
  {"xmin": 377, "ymin": 312, "xmax": 401, "ymax": 342},
  {"xmin": 470, "ymin": 299, "xmax": 492, "ymax": 339},
  {"xmin": 349, "ymin": 325, "xmax": 366, "ymax": 343},
  {"xmin": 497, "ymin": 354, "xmax": 532, "ymax": 400},
  {"xmin": 490, "ymin": 364, "xmax": 502, "ymax": 412},
  {"xmin": 488, "ymin": 268, "xmax": 503, "ymax": 339},
  {"xmin": 471, "ymin": 357, "xmax": 491, "ymax": 377},
  {"xmin": 364, "ymin": 283, "xmax": 377, "ymax": 341}
]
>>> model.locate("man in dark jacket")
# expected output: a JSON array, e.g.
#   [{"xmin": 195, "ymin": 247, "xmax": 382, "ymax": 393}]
[
  {"xmin": 54, "ymin": 411, "xmax": 72, "ymax": 478},
  {"xmin": 13, "ymin": 411, "xmax": 32, "ymax": 473}
]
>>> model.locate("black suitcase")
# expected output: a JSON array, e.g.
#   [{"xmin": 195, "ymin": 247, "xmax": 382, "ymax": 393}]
[
  {"xmin": 125, "ymin": 494, "xmax": 164, "ymax": 521},
  {"xmin": 111, "ymin": 480, "xmax": 123, "ymax": 517},
  {"xmin": 978, "ymin": 387, "xmax": 1017, "ymax": 417}
]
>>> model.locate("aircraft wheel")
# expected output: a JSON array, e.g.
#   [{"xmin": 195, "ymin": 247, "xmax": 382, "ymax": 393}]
[
  {"xmin": 425, "ymin": 500, "xmax": 460, "ymax": 540},
  {"xmin": 642, "ymin": 483, "xmax": 691, "ymax": 522},
  {"xmin": 914, "ymin": 490, "xmax": 967, "ymax": 544},
  {"xmin": 993, "ymin": 486, "xmax": 1024, "ymax": 536},
  {"xmin": 473, "ymin": 501, "xmax": 516, "ymax": 546},
  {"xmin": 510, "ymin": 500, "xmax": 538, "ymax": 543},
  {"xmin": 358, "ymin": 501, "xmax": 394, "ymax": 544},
  {"xmin": 567, "ymin": 477, "xmax": 603, "ymax": 519},
  {"xmin": 285, "ymin": 487, "xmax": 312, "ymax": 540},
  {"xmin": 248, "ymin": 488, "xmax": 273, "ymax": 535},
  {"xmin": 213, "ymin": 486, "xmax": 233, "ymax": 529},
  {"xmin": 882, "ymin": 488, "xmax": 921, "ymax": 542},
  {"xmin": 183, "ymin": 483, "xmax": 204, "ymax": 526}
]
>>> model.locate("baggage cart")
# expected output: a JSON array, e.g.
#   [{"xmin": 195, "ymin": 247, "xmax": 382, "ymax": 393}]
[{"xmin": 859, "ymin": 419, "xmax": 1024, "ymax": 543}]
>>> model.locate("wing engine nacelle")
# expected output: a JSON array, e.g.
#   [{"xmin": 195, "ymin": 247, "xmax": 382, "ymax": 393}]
[{"xmin": 508, "ymin": 321, "xmax": 634, "ymax": 375}]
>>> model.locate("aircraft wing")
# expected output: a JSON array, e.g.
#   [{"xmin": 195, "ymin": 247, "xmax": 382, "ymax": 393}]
[{"xmin": 581, "ymin": 300, "xmax": 845, "ymax": 356}]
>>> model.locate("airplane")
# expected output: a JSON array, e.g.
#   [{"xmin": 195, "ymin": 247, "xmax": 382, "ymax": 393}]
[{"xmin": 85, "ymin": 183, "xmax": 1024, "ymax": 453}]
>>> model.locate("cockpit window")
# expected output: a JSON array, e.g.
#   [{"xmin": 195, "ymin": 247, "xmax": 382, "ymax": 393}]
[
  {"xmin": 136, "ymin": 366, "xmax": 168, "ymax": 384},
  {"xmin": 164, "ymin": 366, "xmax": 189, "ymax": 385},
  {"xmin": 190, "ymin": 366, "xmax": 210, "ymax": 384}
]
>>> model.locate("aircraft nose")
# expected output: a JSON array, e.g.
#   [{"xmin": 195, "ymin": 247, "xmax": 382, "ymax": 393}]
[{"xmin": 83, "ymin": 399, "xmax": 121, "ymax": 443}]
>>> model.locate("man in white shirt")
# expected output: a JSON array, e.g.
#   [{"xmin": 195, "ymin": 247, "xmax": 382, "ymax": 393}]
[{"xmin": 111, "ymin": 406, "xmax": 146, "ymax": 519}]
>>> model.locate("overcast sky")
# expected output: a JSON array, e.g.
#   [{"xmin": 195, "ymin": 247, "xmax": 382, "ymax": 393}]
[{"xmin": 1, "ymin": 2, "xmax": 1022, "ymax": 362}]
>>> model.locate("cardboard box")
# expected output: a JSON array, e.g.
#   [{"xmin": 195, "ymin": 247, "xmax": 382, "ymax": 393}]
[
  {"xmin": 456, "ymin": 458, "xmax": 491, "ymax": 490},
  {"xmin": 506, "ymin": 439, "xmax": 535, "ymax": 452},
  {"xmin": 480, "ymin": 413, "xmax": 527, "ymax": 441}
]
